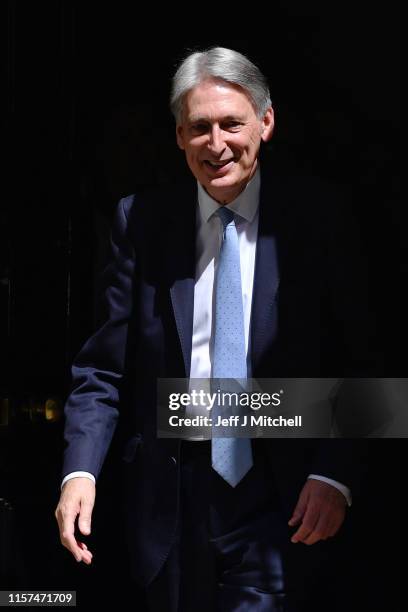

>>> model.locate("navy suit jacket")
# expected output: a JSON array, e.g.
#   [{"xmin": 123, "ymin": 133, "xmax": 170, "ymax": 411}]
[{"xmin": 62, "ymin": 160, "xmax": 378, "ymax": 585}]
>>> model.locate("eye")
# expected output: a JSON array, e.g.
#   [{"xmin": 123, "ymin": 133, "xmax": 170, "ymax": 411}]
[
  {"xmin": 222, "ymin": 121, "xmax": 242, "ymax": 131},
  {"xmin": 191, "ymin": 123, "xmax": 208, "ymax": 134}
]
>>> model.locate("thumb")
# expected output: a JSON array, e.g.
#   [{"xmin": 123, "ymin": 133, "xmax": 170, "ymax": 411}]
[
  {"xmin": 78, "ymin": 503, "xmax": 93, "ymax": 535},
  {"xmin": 288, "ymin": 498, "xmax": 307, "ymax": 527}
]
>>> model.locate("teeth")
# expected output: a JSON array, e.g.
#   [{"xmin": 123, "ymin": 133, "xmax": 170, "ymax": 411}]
[{"xmin": 208, "ymin": 160, "xmax": 232, "ymax": 167}]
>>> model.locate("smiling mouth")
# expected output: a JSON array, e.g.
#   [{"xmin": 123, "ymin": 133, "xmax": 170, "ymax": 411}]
[{"xmin": 204, "ymin": 159, "xmax": 234, "ymax": 169}]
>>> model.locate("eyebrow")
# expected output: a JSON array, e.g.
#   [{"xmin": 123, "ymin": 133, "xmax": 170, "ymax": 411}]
[{"xmin": 188, "ymin": 114, "xmax": 244, "ymax": 124}]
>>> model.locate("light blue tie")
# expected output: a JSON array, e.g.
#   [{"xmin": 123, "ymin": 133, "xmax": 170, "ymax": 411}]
[{"xmin": 211, "ymin": 207, "xmax": 253, "ymax": 487}]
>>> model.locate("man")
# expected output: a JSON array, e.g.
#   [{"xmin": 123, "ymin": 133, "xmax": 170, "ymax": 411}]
[{"xmin": 55, "ymin": 48, "xmax": 373, "ymax": 611}]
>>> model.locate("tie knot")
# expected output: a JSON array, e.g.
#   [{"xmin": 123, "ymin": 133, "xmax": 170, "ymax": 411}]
[{"xmin": 216, "ymin": 206, "xmax": 235, "ymax": 229}]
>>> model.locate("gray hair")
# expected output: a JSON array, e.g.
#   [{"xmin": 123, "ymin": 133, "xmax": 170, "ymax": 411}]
[{"xmin": 170, "ymin": 47, "xmax": 272, "ymax": 123}]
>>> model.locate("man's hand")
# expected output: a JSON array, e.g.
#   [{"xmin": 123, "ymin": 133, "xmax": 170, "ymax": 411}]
[
  {"xmin": 55, "ymin": 477, "xmax": 95, "ymax": 564},
  {"xmin": 288, "ymin": 479, "xmax": 347, "ymax": 545}
]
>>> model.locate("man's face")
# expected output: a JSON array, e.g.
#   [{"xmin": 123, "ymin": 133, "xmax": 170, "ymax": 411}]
[{"xmin": 176, "ymin": 79, "xmax": 274, "ymax": 204}]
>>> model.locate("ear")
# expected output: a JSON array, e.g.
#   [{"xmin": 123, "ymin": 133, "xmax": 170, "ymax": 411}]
[
  {"xmin": 260, "ymin": 107, "xmax": 274, "ymax": 142},
  {"xmin": 176, "ymin": 124, "xmax": 185, "ymax": 150}
]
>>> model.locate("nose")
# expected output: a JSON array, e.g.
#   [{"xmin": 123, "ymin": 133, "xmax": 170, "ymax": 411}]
[{"xmin": 207, "ymin": 125, "xmax": 225, "ymax": 156}]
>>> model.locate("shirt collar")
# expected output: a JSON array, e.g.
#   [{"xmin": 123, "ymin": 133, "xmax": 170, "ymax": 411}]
[{"xmin": 197, "ymin": 166, "xmax": 261, "ymax": 225}]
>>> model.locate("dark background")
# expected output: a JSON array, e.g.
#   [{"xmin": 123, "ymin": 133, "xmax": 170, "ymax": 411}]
[{"xmin": 1, "ymin": 1, "xmax": 404, "ymax": 610}]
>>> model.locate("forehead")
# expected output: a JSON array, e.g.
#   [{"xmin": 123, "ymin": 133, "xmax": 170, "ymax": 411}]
[{"xmin": 182, "ymin": 79, "xmax": 256, "ymax": 121}]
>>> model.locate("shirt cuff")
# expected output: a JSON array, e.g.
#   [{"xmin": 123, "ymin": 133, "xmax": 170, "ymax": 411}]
[
  {"xmin": 61, "ymin": 471, "xmax": 96, "ymax": 490},
  {"xmin": 308, "ymin": 474, "xmax": 352, "ymax": 507}
]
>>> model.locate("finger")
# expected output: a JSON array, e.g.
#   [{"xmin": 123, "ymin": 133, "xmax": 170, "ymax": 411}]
[
  {"xmin": 57, "ymin": 509, "xmax": 84, "ymax": 561},
  {"xmin": 76, "ymin": 541, "xmax": 93, "ymax": 564},
  {"xmin": 302, "ymin": 514, "xmax": 332, "ymax": 545},
  {"xmin": 291, "ymin": 505, "xmax": 319, "ymax": 543},
  {"xmin": 77, "ymin": 541, "xmax": 93, "ymax": 557},
  {"xmin": 62, "ymin": 531, "xmax": 84, "ymax": 562},
  {"xmin": 58, "ymin": 509, "xmax": 77, "ymax": 545},
  {"xmin": 288, "ymin": 491, "xmax": 308, "ymax": 527}
]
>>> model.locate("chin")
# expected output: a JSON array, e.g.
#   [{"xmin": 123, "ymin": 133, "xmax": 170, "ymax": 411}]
[
  {"xmin": 209, "ymin": 172, "xmax": 239, "ymax": 187},
  {"xmin": 211, "ymin": 177, "xmax": 243, "ymax": 194}
]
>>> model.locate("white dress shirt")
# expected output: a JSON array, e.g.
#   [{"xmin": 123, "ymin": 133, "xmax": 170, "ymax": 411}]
[{"xmin": 62, "ymin": 168, "xmax": 351, "ymax": 506}]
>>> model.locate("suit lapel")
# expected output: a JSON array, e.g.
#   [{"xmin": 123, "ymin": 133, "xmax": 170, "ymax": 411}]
[
  {"xmin": 165, "ymin": 180, "xmax": 197, "ymax": 377},
  {"xmin": 170, "ymin": 279, "xmax": 194, "ymax": 376},
  {"xmin": 250, "ymin": 172, "xmax": 282, "ymax": 370}
]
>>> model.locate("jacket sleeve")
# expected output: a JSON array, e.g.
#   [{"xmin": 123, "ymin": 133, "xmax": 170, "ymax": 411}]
[
  {"xmin": 62, "ymin": 195, "xmax": 137, "ymax": 481},
  {"xmin": 310, "ymin": 189, "xmax": 383, "ymax": 496}
]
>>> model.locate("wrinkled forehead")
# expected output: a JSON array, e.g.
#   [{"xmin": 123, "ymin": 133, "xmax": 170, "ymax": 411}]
[{"xmin": 180, "ymin": 78, "xmax": 256, "ymax": 122}]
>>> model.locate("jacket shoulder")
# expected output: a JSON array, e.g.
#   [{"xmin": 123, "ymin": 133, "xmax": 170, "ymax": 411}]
[{"xmin": 118, "ymin": 177, "xmax": 197, "ymax": 220}]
